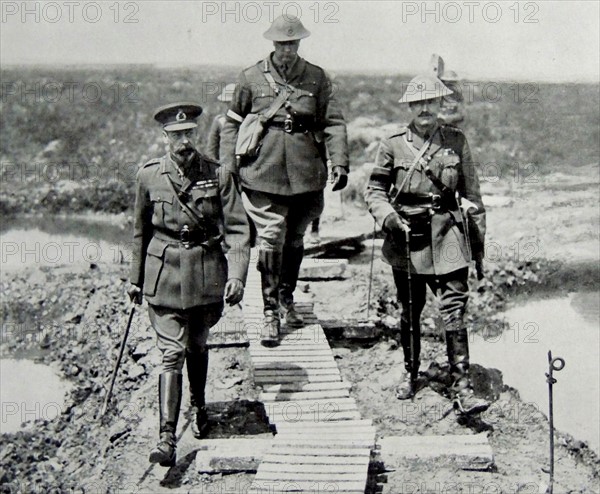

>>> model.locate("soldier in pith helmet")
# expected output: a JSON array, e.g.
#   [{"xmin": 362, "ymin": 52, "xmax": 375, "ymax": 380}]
[
  {"xmin": 128, "ymin": 102, "xmax": 250, "ymax": 467},
  {"xmin": 365, "ymin": 74, "xmax": 489, "ymax": 415},
  {"xmin": 220, "ymin": 15, "xmax": 349, "ymax": 346},
  {"xmin": 429, "ymin": 54, "xmax": 465, "ymax": 125},
  {"xmin": 206, "ymin": 83, "xmax": 236, "ymax": 161}
]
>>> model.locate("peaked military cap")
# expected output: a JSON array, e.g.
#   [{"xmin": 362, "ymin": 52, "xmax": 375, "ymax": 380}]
[
  {"xmin": 263, "ymin": 15, "xmax": 311, "ymax": 41},
  {"xmin": 153, "ymin": 102, "xmax": 203, "ymax": 131},
  {"xmin": 398, "ymin": 74, "xmax": 453, "ymax": 104},
  {"xmin": 217, "ymin": 83, "xmax": 236, "ymax": 102}
]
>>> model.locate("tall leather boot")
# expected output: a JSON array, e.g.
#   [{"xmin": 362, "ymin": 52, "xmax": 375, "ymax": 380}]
[
  {"xmin": 186, "ymin": 350, "xmax": 209, "ymax": 439},
  {"xmin": 257, "ymin": 249, "xmax": 282, "ymax": 346},
  {"xmin": 446, "ymin": 322, "xmax": 490, "ymax": 415},
  {"xmin": 149, "ymin": 372, "xmax": 182, "ymax": 467},
  {"xmin": 396, "ymin": 318, "xmax": 421, "ymax": 400},
  {"xmin": 279, "ymin": 244, "xmax": 304, "ymax": 328}
]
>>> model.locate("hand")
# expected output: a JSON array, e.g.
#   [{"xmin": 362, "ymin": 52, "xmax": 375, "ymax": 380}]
[
  {"xmin": 383, "ymin": 212, "xmax": 410, "ymax": 238},
  {"xmin": 224, "ymin": 278, "xmax": 244, "ymax": 305},
  {"xmin": 331, "ymin": 166, "xmax": 348, "ymax": 191},
  {"xmin": 127, "ymin": 284, "xmax": 143, "ymax": 305}
]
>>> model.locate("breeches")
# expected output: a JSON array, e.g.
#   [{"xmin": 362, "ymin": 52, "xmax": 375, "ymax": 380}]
[
  {"xmin": 148, "ymin": 302, "xmax": 223, "ymax": 373},
  {"xmin": 392, "ymin": 268, "xmax": 469, "ymax": 328},
  {"xmin": 241, "ymin": 189, "xmax": 324, "ymax": 251}
]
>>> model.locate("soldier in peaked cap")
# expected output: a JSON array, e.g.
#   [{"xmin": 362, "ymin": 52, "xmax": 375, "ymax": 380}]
[
  {"xmin": 220, "ymin": 15, "xmax": 349, "ymax": 346},
  {"xmin": 206, "ymin": 83, "xmax": 236, "ymax": 161},
  {"xmin": 364, "ymin": 75, "xmax": 489, "ymax": 415},
  {"xmin": 128, "ymin": 102, "xmax": 250, "ymax": 467}
]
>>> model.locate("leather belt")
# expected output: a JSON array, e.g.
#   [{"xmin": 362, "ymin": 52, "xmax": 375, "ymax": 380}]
[
  {"xmin": 267, "ymin": 121, "xmax": 311, "ymax": 134},
  {"xmin": 393, "ymin": 192, "xmax": 456, "ymax": 212},
  {"xmin": 153, "ymin": 226, "xmax": 221, "ymax": 249}
]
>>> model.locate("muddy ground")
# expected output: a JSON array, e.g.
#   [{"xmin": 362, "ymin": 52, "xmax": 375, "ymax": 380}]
[{"xmin": 1, "ymin": 166, "xmax": 599, "ymax": 493}]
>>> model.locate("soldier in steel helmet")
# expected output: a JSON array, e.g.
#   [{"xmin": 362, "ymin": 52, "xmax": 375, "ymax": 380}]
[
  {"xmin": 206, "ymin": 83, "xmax": 236, "ymax": 161},
  {"xmin": 128, "ymin": 102, "xmax": 250, "ymax": 466},
  {"xmin": 220, "ymin": 15, "xmax": 349, "ymax": 346},
  {"xmin": 364, "ymin": 75, "xmax": 489, "ymax": 415}
]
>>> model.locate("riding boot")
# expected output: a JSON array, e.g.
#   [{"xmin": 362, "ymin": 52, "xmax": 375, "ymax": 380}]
[
  {"xmin": 149, "ymin": 372, "xmax": 182, "ymax": 467},
  {"xmin": 279, "ymin": 244, "xmax": 304, "ymax": 328},
  {"xmin": 258, "ymin": 249, "xmax": 282, "ymax": 346},
  {"xmin": 186, "ymin": 350, "xmax": 209, "ymax": 439},
  {"xmin": 396, "ymin": 318, "xmax": 421, "ymax": 400},
  {"xmin": 446, "ymin": 322, "xmax": 489, "ymax": 415}
]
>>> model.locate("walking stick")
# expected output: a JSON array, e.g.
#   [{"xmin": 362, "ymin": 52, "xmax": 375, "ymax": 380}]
[
  {"xmin": 100, "ymin": 304, "xmax": 136, "ymax": 417},
  {"xmin": 402, "ymin": 224, "xmax": 417, "ymax": 391},
  {"xmin": 366, "ymin": 218, "xmax": 377, "ymax": 320},
  {"xmin": 545, "ymin": 350, "xmax": 565, "ymax": 494}
]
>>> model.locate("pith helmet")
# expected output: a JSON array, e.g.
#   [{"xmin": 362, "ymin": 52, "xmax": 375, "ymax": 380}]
[
  {"xmin": 264, "ymin": 15, "xmax": 311, "ymax": 41},
  {"xmin": 153, "ymin": 102, "xmax": 203, "ymax": 131},
  {"xmin": 441, "ymin": 70, "xmax": 460, "ymax": 82},
  {"xmin": 398, "ymin": 75, "xmax": 453, "ymax": 104},
  {"xmin": 217, "ymin": 83, "xmax": 236, "ymax": 102}
]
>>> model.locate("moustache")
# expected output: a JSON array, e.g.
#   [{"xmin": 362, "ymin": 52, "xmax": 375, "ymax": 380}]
[{"xmin": 418, "ymin": 112, "xmax": 433, "ymax": 118}]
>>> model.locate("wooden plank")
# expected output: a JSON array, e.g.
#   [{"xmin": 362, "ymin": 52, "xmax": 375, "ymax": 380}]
[
  {"xmin": 275, "ymin": 419, "xmax": 372, "ymax": 431},
  {"xmin": 251, "ymin": 354, "xmax": 337, "ymax": 363},
  {"xmin": 254, "ymin": 360, "xmax": 338, "ymax": 371},
  {"xmin": 250, "ymin": 348, "xmax": 333, "ymax": 356},
  {"xmin": 259, "ymin": 461, "xmax": 369, "ymax": 474},
  {"xmin": 274, "ymin": 429, "xmax": 376, "ymax": 439},
  {"xmin": 262, "ymin": 454, "xmax": 369, "ymax": 465},
  {"xmin": 260, "ymin": 382, "xmax": 351, "ymax": 393},
  {"xmin": 268, "ymin": 446, "xmax": 372, "ymax": 457},
  {"xmin": 253, "ymin": 471, "xmax": 367, "ymax": 482},
  {"xmin": 254, "ymin": 374, "xmax": 342, "ymax": 385},
  {"xmin": 272, "ymin": 438, "xmax": 375, "ymax": 449},
  {"xmin": 379, "ymin": 434, "xmax": 494, "ymax": 471},
  {"xmin": 260, "ymin": 389, "xmax": 350, "ymax": 401},
  {"xmin": 267, "ymin": 410, "xmax": 361, "ymax": 423},
  {"xmin": 249, "ymin": 482, "xmax": 367, "ymax": 494},
  {"xmin": 195, "ymin": 438, "xmax": 273, "ymax": 473},
  {"xmin": 253, "ymin": 369, "xmax": 341, "ymax": 377}
]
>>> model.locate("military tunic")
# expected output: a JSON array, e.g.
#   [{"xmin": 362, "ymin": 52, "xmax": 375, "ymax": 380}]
[
  {"xmin": 220, "ymin": 55, "xmax": 349, "ymax": 196},
  {"xmin": 206, "ymin": 114, "xmax": 226, "ymax": 161},
  {"xmin": 365, "ymin": 123, "xmax": 485, "ymax": 276},
  {"xmin": 130, "ymin": 153, "xmax": 250, "ymax": 310}
]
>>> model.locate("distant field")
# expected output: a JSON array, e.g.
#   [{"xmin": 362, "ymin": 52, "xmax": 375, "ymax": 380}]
[{"xmin": 0, "ymin": 65, "xmax": 598, "ymax": 214}]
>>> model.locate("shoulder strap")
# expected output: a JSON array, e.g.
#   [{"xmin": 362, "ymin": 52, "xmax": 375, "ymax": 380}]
[
  {"xmin": 259, "ymin": 60, "xmax": 302, "ymax": 121},
  {"xmin": 164, "ymin": 173, "xmax": 205, "ymax": 227},
  {"xmin": 395, "ymin": 129, "xmax": 438, "ymax": 194}
]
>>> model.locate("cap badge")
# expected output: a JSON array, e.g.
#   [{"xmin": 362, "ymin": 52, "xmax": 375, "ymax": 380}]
[
  {"xmin": 176, "ymin": 110, "xmax": 187, "ymax": 122},
  {"xmin": 287, "ymin": 27, "xmax": 294, "ymax": 35}
]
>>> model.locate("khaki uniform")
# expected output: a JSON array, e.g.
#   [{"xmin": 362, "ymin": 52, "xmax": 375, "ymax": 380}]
[
  {"xmin": 220, "ymin": 55, "xmax": 348, "ymax": 195},
  {"xmin": 365, "ymin": 123, "xmax": 485, "ymax": 276},
  {"xmin": 206, "ymin": 114, "xmax": 226, "ymax": 161},
  {"xmin": 130, "ymin": 153, "xmax": 250, "ymax": 310}
]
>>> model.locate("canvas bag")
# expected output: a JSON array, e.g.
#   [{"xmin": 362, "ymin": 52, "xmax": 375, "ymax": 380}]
[{"xmin": 235, "ymin": 70, "xmax": 291, "ymax": 158}]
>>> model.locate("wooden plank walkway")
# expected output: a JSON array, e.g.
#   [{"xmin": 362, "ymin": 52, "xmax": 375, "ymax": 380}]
[{"xmin": 242, "ymin": 261, "xmax": 375, "ymax": 494}]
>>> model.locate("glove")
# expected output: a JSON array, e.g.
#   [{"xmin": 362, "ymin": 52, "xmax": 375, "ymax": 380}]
[
  {"xmin": 127, "ymin": 284, "xmax": 143, "ymax": 305},
  {"xmin": 331, "ymin": 166, "xmax": 348, "ymax": 191},
  {"xmin": 225, "ymin": 278, "xmax": 244, "ymax": 305},
  {"xmin": 383, "ymin": 212, "xmax": 410, "ymax": 244}
]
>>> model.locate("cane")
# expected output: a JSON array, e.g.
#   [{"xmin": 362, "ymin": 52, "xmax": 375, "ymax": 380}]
[
  {"xmin": 100, "ymin": 304, "xmax": 136, "ymax": 417},
  {"xmin": 366, "ymin": 218, "xmax": 377, "ymax": 320},
  {"xmin": 545, "ymin": 350, "xmax": 565, "ymax": 494},
  {"xmin": 402, "ymin": 224, "xmax": 417, "ymax": 391}
]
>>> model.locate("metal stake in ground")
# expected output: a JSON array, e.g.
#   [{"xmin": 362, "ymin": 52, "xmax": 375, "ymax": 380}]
[
  {"xmin": 100, "ymin": 304, "xmax": 136, "ymax": 417},
  {"xmin": 403, "ymin": 224, "xmax": 417, "ymax": 392},
  {"xmin": 545, "ymin": 350, "xmax": 565, "ymax": 494}
]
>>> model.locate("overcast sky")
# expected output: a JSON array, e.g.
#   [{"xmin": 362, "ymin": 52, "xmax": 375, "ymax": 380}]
[{"xmin": 1, "ymin": 0, "xmax": 599, "ymax": 82}]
